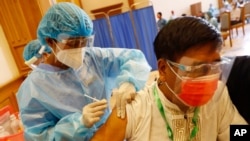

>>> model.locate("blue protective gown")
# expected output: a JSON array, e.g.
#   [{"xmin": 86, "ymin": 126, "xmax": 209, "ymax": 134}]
[{"xmin": 17, "ymin": 47, "xmax": 151, "ymax": 141}]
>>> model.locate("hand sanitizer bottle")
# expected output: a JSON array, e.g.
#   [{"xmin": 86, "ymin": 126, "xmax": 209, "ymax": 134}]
[{"xmin": 9, "ymin": 114, "xmax": 20, "ymax": 134}]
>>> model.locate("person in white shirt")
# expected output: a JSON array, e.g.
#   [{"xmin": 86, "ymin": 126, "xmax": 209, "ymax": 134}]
[
  {"xmin": 90, "ymin": 16, "xmax": 247, "ymax": 141},
  {"xmin": 221, "ymin": 0, "xmax": 232, "ymax": 12},
  {"xmin": 169, "ymin": 10, "xmax": 176, "ymax": 20}
]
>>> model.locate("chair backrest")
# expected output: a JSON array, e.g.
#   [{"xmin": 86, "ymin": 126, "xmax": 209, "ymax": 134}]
[
  {"xmin": 239, "ymin": 6, "xmax": 245, "ymax": 23},
  {"xmin": 220, "ymin": 12, "xmax": 231, "ymax": 31},
  {"xmin": 244, "ymin": 2, "xmax": 250, "ymax": 17}
]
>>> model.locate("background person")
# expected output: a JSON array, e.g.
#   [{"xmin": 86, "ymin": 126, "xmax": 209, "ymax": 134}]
[
  {"xmin": 23, "ymin": 39, "xmax": 51, "ymax": 69},
  {"xmin": 156, "ymin": 12, "xmax": 167, "ymax": 31},
  {"xmin": 208, "ymin": 3, "xmax": 216, "ymax": 17},
  {"xmin": 17, "ymin": 2, "xmax": 151, "ymax": 141},
  {"xmin": 169, "ymin": 10, "xmax": 176, "ymax": 20},
  {"xmin": 207, "ymin": 11, "xmax": 219, "ymax": 29},
  {"xmin": 91, "ymin": 16, "xmax": 247, "ymax": 141},
  {"xmin": 208, "ymin": 3, "xmax": 220, "ymax": 18}
]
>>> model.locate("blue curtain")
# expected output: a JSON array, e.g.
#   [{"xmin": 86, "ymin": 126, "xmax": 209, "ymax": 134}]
[
  {"xmin": 92, "ymin": 6, "xmax": 158, "ymax": 70},
  {"xmin": 131, "ymin": 6, "xmax": 158, "ymax": 70},
  {"xmin": 92, "ymin": 17, "xmax": 113, "ymax": 47},
  {"xmin": 109, "ymin": 12, "xmax": 137, "ymax": 49}
]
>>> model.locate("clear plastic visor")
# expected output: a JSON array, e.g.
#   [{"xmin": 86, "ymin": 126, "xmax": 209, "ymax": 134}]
[
  {"xmin": 60, "ymin": 35, "xmax": 95, "ymax": 49},
  {"xmin": 164, "ymin": 56, "xmax": 235, "ymax": 107}
]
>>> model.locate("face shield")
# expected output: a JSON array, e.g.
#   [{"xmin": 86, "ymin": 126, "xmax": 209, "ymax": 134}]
[
  {"xmin": 60, "ymin": 35, "xmax": 95, "ymax": 48},
  {"xmin": 213, "ymin": 56, "xmax": 235, "ymax": 100},
  {"xmin": 52, "ymin": 35, "xmax": 95, "ymax": 70},
  {"xmin": 164, "ymin": 56, "xmax": 234, "ymax": 107}
]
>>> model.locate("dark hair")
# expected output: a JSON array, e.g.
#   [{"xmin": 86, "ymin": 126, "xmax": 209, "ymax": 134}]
[
  {"xmin": 157, "ymin": 12, "xmax": 162, "ymax": 16},
  {"xmin": 153, "ymin": 16, "xmax": 222, "ymax": 61}
]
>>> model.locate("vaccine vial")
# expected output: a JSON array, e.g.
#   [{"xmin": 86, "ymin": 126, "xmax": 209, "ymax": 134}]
[
  {"xmin": 18, "ymin": 114, "xmax": 24, "ymax": 131},
  {"xmin": 9, "ymin": 114, "xmax": 20, "ymax": 134}
]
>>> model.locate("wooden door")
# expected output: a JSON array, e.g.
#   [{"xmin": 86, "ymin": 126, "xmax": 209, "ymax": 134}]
[
  {"xmin": 0, "ymin": 76, "xmax": 25, "ymax": 113},
  {"xmin": 190, "ymin": 2, "xmax": 202, "ymax": 16},
  {"xmin": 0, "ymin": 0, "xmax": 43, "ymax": 75}
]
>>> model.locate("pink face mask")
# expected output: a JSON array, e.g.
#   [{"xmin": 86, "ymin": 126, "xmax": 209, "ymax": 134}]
[{"xmin": 178, "ymin": 74, "xmax": 219, "ymax": 106}]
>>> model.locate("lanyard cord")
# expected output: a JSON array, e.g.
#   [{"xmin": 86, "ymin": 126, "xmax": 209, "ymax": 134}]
[{"xmin": 153, "ymin": 84, "xmax": 199, "ymax": 141}]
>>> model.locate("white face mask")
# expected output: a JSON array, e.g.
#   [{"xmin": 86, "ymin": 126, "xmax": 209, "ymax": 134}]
[{"xmin": 55, "ymin": 46, "xmax": 85, "ymax": 70}]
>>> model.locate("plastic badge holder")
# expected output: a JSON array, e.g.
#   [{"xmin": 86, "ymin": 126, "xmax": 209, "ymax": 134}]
[{"xmin": 0, "ymin": 105, "xmax": 24, "ymax": 141}]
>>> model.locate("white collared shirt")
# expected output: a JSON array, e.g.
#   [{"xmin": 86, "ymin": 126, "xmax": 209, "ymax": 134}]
[{"xmin": 125, "ymin": 81, "xmax": 247, "ymax": 141}]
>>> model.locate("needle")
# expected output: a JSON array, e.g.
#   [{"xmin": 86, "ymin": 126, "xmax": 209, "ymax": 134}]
[{"xmin": 84, "ymin": 94, "xmax": 100, "ymax": 102}]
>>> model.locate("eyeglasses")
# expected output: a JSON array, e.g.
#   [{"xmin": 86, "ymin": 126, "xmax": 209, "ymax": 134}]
[{"xmin": 167, "ymin": 59, "xmax": 221, "ymax": 77}]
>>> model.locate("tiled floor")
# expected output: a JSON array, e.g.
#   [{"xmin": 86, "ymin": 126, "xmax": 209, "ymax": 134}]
[{"xmin": 222, "ymin": 23, "xmax": 250, "ymax": 57}]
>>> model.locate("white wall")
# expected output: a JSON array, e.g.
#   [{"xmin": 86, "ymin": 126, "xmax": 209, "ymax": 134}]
[
  {"xmin": 151, "ymin": 0, "xmax": 218, "ymax": 21},
  {"xmin": 0, "ymin": 25, "xmax": 19, "ymax": 87},
  {"xmin": 80, "ymin": 0, "xmax": 130, "ymax": 16},
  {"xmin": 80, "ymin": 0, "xmax": 218, "ymax": 20}
]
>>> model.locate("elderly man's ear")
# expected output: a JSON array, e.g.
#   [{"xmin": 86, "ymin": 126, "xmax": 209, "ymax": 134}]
[{"xmin": 157, "ymin": 58, "xmax": 169, "ymax": 81}]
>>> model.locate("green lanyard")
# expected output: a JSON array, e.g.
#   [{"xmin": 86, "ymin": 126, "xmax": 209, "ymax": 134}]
[{"xmin": 153, "ymin": 84, "xmax": 199, "ymax": 141}]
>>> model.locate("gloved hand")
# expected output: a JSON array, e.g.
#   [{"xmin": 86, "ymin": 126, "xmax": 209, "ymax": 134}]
[
  {"xmin": 114, "ymin": 82, "xmax": 136, "ymax": 119},
  {"xmin": 82, "ymin": 99, "xmax": 108, "ymax": 128}
]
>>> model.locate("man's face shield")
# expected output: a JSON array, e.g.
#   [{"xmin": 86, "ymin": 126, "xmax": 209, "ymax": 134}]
[
  {"xmin": 164, "ymin": 56, "xmax": 235, "ymax": 107},
  {"xmin": 167, "ymin": 60, "xmax": 221, "ymax": 78}
]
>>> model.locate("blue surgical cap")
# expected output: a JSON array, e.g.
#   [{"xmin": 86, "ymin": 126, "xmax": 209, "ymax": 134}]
[
  {"xmin": 23, "ymin": 39, "xmax": 51, "ymax": 61},
  {"xmin": 37, "ymin": 2, "xmax": 93, "ymax": 46}
]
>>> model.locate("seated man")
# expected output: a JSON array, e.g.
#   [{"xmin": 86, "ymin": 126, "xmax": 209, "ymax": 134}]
[
  {"xmin": 220, "ymin": 0, "xmax": 232, "ymax": 13},
  {"xmin": 237, "ymin": 0, "xmax": 245, "ymax": 7},
  {"xmin": 207, "ymin": 11, "xmax": 219, "ymax": 29},
  {"xmin": 208, "ymin": 3, "xmax": 220, "ymax": 18},
  {"xmin": 90, "ymin": 17, "xmax": 247, "ymax": 141}
]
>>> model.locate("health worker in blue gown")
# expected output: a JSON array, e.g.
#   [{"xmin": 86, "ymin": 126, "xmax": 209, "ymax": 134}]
[
  {"xmin": 17, "ymin": 2, "xmax": 151, "ymax": 141},
  {"xmin": 23, "ymin": 39, "xmax": 51, "ymax": 69}
]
